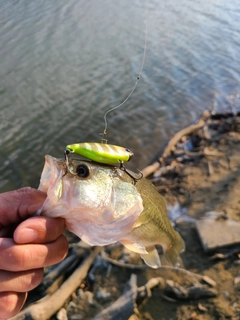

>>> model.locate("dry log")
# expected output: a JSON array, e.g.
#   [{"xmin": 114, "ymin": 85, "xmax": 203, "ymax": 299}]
[
  {"xmin": 11, "ymin": 246, "xmax": 102, "ymax": 320},
  {"xmin": 142, "ymin": 110, "xmax": 210, "ymax": 178}
]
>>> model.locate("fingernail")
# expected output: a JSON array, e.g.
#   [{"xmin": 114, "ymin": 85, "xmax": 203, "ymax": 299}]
[{"xmin": 15, "ymin": 228, "xmax": 37, "ymax": 243}]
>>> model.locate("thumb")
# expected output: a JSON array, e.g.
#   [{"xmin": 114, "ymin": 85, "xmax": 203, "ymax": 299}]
[{"xmin": 0, "ymin": 187, "xmax": 46, "ymax": 227}]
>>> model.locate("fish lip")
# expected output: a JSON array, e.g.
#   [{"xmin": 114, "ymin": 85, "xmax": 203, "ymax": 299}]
[
  {"xmin": 39, "ymin": 155, "xmax": 65, "ymax": 192},
  {"xmin": 45, "ymin": 155, "xmax": 60, "ymax": 174}
]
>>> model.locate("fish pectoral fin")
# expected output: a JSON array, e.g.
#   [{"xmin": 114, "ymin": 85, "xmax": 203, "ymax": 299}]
[
  {"xmin": 133, "ymin": 208, "xmax": 151, "ymax": 228},
  {"xmin": 120, "ymin": 240, "xmax": 148, "ymax": 254},
  {"xmin": 141, "ymin": 246, "xmax": 161, "ymax": 269}
]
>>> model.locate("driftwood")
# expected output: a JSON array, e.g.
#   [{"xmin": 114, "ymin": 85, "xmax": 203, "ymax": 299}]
[
  {"xmin": 142, "ymin": 110, "xmax": 210, "ymax": 178},
  {"xmin": 44, "ymin": 250, "xmax": 85, "ymax": 296},
  {"xmin": 11, "ymin": 246, "xmax": 102, "ymax": 320},
  {"xmin": 92, "ymin": 274, "xmax": 164, "ymax": 320},
  {"xmin": 43, "ymin": 247, "xmax": 85, "ymax": 288},
  {"xmin": 92, "ymin": 272, "xmax": 217, "ymax": 320}
]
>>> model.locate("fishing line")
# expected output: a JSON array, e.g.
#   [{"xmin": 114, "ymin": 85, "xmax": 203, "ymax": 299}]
[{"xmin": 101, "ymin": 0, "xmax": 149, "ymax": 141}]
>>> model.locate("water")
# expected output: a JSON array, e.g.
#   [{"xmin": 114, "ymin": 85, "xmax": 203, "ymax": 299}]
[{"xmin": 0, "ymin": 0, "xmax": 240, "ymax": 192}]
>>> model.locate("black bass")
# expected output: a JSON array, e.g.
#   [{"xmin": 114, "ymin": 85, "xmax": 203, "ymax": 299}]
[{"xmin": 38, "ymin": 155, "xmax": 185, "ymax": 268}]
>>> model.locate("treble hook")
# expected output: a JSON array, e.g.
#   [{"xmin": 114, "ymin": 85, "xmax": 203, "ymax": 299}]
[
  {"xmin": 63, "ymin": 150, "xmax": 77, "ymax": 176},
  {"xmin": 119, "ymin": 161, "xmax": 143, "ymax": 185}
]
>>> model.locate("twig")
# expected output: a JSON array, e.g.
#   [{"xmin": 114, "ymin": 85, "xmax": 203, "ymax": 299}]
[
  {"xmin": 92, "ymin": 274, "xmax": 139, "ymax": 320},
  {"xmin": 165, "ymin": 280, "xmax": 218, "ymax": 299},
  {"xmin": 101, "ymin": 249, "xmax": 205, "ymax": 285},
  {"xmin": 93, "ymin": 274, "xmax": 165, "ymax": 320},
  {"xmin": 207, "ymin": 161, "xmax": 214, "ymax": 175},
  {"xmin": 42, "ymin": 247, "xmax": 85, "ymax": 287},
  {"xmin": 161, "ymin": 112, "xmax": 210, "ymax": 161},
  {"xmin": 209, "ymin": 246, "xmax": 240, "ymax": 260},
  {"xmin": 142, "ymin": 111, "xmax": 210, "ymax": 177},
  {"xmin": 101, "ymin": 249, "xmax": 148, "ymax": 269}
]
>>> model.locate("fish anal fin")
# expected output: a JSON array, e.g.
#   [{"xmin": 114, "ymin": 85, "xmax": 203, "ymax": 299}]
[
  {"xmin": 132, "ymin": 220, "xmax": 143, "ymax": 228},
  {"xmin": 120, "ymin": 240, "xmax": 148, "ymax": 254},
  {"xmin": 141, "ymin": 246, "xmax": 161, "ymax": 269}
]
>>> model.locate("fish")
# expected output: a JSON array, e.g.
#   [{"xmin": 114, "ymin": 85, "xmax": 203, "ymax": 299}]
[{"xmin": 38, "ymin": 155, "xmax": 185, "ymax": 268}]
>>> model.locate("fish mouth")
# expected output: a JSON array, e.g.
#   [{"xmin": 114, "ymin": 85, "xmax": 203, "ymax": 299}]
[{"xmin": 38, "ymin": 155, "xmax": 65, "ymax": 192}]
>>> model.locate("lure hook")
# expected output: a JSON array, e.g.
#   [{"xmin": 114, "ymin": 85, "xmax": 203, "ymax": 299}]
[
  {"xmin": 63, "ymin": 150, "xmax": 78, "ymax": 176},
  {"xmin": 119, "ymin": 161, "xmax": 143, "ymax": 185}
]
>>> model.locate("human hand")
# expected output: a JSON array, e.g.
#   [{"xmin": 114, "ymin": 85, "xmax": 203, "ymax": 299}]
[{"xmin": 0, "ymin": 187, "xmax": 68, "ymax": 319}]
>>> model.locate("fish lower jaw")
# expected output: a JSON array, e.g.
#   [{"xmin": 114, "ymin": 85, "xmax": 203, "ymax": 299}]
[{"xmin": 64, "ymin": 216, "xmax": 141, "ymax": 247}]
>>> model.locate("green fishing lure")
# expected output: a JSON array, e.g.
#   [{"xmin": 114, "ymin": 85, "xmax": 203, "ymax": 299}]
[{"xmin": 65, "ymin": 142, "xmax": 133, "ymax": 165}]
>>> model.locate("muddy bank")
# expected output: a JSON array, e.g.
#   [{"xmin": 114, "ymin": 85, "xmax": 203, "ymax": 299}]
[{"xmin": 139, "ymin": 111, "xmax": 240, "ymax": 320}]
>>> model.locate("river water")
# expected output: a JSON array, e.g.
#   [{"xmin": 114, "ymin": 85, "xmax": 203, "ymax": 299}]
[{"xmin": 0, "ymin": 0, "xmax": 240, "ymax": 192}]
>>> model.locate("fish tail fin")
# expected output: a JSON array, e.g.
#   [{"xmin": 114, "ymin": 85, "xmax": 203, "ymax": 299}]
[
  {"xmin": 165, "ymin": 231, "xmax": 185, "ymax": 267},
  {"xmin": 141, "ymin": 246, "xmax": 161, "ymax": 269}
]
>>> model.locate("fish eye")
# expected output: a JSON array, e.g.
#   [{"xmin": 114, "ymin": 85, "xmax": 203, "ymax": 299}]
[{"xmin": 76, "ymin": 164, "xmax": 90, "ymax": 178}]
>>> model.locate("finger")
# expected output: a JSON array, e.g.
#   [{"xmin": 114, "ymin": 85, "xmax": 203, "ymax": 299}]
[
  {"xmin": 0, "ymin": 236, "xmax": 68, "ymax": 272},
  {"xmin": 0, "ymin": 268, "xmax": 43, "ymax": 292},
  {"xmin": 0, "ymin": 187, "xmax": 46, "ymax": 226},
  {"xmin": 0, "ymin": 292, "xmax": 27, "ymax": 319},
  {"xmin": 14, "ymin": 216, "xmax": 66, "ymax": 244}
]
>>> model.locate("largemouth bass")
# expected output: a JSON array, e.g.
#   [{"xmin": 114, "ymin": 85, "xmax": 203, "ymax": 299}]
[{"xmin": 38, "ymin": 155, "xmax": 185, "ymax": 268}]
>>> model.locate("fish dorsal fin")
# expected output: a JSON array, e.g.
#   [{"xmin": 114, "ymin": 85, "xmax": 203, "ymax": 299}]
[
  {"xmin": 121, "ymin": 240, "xmax": 148, "ymax": 254},
  {"xmin": 141, "ymin": 246, "xmax": 161, "ymax": 269}
]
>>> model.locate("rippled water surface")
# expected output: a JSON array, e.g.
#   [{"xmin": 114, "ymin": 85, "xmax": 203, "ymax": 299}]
[{"xmin": 0, "ymin": 0, "xmax": 240, "ymax": 191}]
